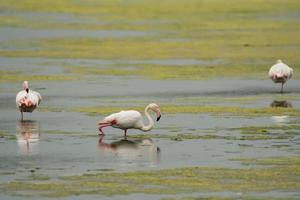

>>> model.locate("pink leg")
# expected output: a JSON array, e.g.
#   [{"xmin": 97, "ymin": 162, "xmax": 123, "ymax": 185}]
[
  {"xmin": 98, "ymin": 135, "xmax": 104, "ymax": 143},
  {"xmin": 20, "ymin": 112, "xmax": 23, "ymax": 121},
  {"xmin": 98, "ymin": 126, "xmax": 105, "ymax": 136},
  {"xmin": 124, "ymin": 129, "xmax": 128, "ymax": 138}
]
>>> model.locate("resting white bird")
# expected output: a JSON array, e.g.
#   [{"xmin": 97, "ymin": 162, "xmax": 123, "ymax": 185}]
[
  {"xmin": 268, "ymin": 60, "xmax": 293, "ymax": 93},
  {"xmin": 98, "ymin": 103, "xmax": 161, "ymax": 137},
  {"xmin": 16, "ymin": 81, "xmax": 42, "ymax": 120}
]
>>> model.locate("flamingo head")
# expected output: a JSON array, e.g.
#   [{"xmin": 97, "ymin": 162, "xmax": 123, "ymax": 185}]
[
  {"xmin": 148, "ymin": 103, "xmax": 161, "ymax": 121},
  {"xmin": 22, "ymin": 81, "xmax": 29, "ymax": 93}
]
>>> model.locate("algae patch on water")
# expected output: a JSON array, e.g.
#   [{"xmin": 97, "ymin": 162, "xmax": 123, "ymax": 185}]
[
  {"xmin": 1, "ymin": 0, "xmax": 300, "ymax": 80},
  {"xmin": 1, "ymin": 156, "xmax": 300, "ymax": 198},
  {"xmin": 232, "ymin": 156, "xmax": 300, "ymax": 167},
  {"xmin": 0, "ymin": 70, "xmax": 78, "ymax": 82},
  {"xmin": 64, "ymin": 64, "xmax": 267, "ymax": 80},
  {"xmin": 71, "ymin": 104, "xmax": 300, "ymax": 117},
  {"xmin": 0, "ymin": 131, "xmax": 16, "ymax": 140}
]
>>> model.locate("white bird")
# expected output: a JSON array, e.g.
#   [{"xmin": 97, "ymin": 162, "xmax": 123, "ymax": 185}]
[
  {"xmin": 16, "ymin": 81, "xmax": 42, "ymax": 121},
  {"xmin": 98, "ymin": 103, "xmax": 161, "ymax": 137},
  {"xmin": 268, "ymin": 60, "xmax": 293, "ymax": 93}
]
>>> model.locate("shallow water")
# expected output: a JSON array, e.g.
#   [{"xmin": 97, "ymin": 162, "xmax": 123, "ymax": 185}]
[
  {"xmin": 1, "ymin": 58, "xmax": 300, "ymax": 200},
  {"xmin": 1, "ymin": 1, "xmax": 300, "ymax": 199},
  {"xmin": 0, "ymin": 28, "xmax": 151, "ymax": 42},
  {"xmin": 1, "ymin": 78, "xmax": 300, "ymax": 171}
]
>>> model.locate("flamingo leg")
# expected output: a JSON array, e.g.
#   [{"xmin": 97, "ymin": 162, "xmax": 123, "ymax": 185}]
[
  {"xmin": 98, "ymin": 135, "xmax": 104, "ymax": 143},
  {"xmin": 124, "ymin": 129, "xmax": 128, "ymax": 138},
  {"xmin": 281, "ymin": 83, "xmax": 284, "ymax": 93},
  {"xmin": 98, "ymin": 126, "xmax": 106, "ymax": 135},
  {"xmin": 26, "ymin": 140, "xmax": 29, "ymax": 152},
  {"xmin": 20, "ymin": 111, "xmax": 23, "ymax": 121}
]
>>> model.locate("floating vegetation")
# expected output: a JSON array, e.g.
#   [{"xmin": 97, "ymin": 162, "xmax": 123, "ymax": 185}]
[
  {"xmin": 0, "ymin": 0, "xmax": 300, "ymax": 80},
  {"xmin": 1, "ymin": 37, "xmax": 299, "ymax": 79},
  {"xmin": 30, "ymin": 174, "xmax": 50, "ymax": 181},
  {"xmin": 162, "ymin": 196, "xmax": 298, "ymax": 200},
  {"xmin": 231, "ymin": 156, "xmax": 300, "ymax": 167},
  {"xmin": 0, "ymin": 131, "xmax": 16, "ymax": 140},
  {"xmin": 0, "ymin": 70, "xmax": 78, "ymax": 82},
  {"xmin": 1, "ymin": 156, "xmax": 300, "ymax": 198},
  {"xmin": 230, "ymin": 125, "xmax": 300, "ymax": 134},
  {"xmin": 71, "ymin": 104, "xmax": 300, "ymax": 117},
  {"xmin": 64, "ymin": 64, "xmax": 267, "ymax": 80},
  {"xmin": 128, "ymin": 131, "xmax": 292, "ymax": 141}
]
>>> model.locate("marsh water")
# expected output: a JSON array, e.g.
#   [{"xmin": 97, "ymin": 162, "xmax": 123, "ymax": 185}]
[
  {"xmin": 1, "ymin": 1, "xmax": 300, "ymax": 200},
  {"xmin": 1, "ymin": 72, "xmax": 300, "ymax": 199}
]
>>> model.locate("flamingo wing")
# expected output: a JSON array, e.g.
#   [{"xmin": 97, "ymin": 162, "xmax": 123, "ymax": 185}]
[
  {"xmin": 288, "ymin": 67, "xmax": 293, "ymax": 79},
  {"xmin": 16, "ymin": 90, "xmax": 41, "ymax": 112},
  {"xmin": 27, "ymin": 90, "xmax": 41, "ymax": 106},
  {"xmin": 115, "ymin": 110, "xmax": 142, "ymax": 128},
  {"xmin": 269, "ymin": 61, "xmax": 293, "ymax": 82},
  {"xmin": 16, "ymin": 91, "xmax": 27, "ymax": 106},
  {"xmin": 31, "ymin": 91, "xmax": 42, "ymax": 106},
  {"xmin": 100, "ymin": 110, "xmax": 142, "ymax": 129}
]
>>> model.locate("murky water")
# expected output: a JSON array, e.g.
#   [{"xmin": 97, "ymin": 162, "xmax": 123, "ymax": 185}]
[
  {"xmin": 1, "ymin": 76, "xmax": 299, "ymax": 168},
  {"xmin": 1, "ymin": 5, "xmax": 300, "ymax": 200},
  {"xmin": 1, "ymin": 55, "xmax": 300, "ymax": 199}
]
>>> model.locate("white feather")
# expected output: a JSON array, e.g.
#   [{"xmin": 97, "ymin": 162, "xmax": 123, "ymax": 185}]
[
  {"xmin": 98, "ymin": 103, "xmax": 161, "ymax": 135},
  {"xmin": 268, "ymin": 60, "xmax": 293, "ymax": 83},
  {"xmin": 16, "ymin": 89, "xmax": 42, "ymax": 112}
]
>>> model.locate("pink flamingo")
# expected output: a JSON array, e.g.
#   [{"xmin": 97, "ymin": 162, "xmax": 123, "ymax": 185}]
[
  {"xmin": 98, "ymin": 103, "xmax": 161, "ymax": 137},
  {"xmin": 269, "ymin": 60, "xmax": 293, "ymax": 93},
  {"xmin": 16, "ymin": 81, "xmax": 42, "ymax": 120}
]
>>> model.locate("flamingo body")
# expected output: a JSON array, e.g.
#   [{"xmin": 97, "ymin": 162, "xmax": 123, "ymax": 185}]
[
  {"xmin": 16, "ymin": 81, "xmax": 42, "ymax": 120},
  {"xmin": 98, "ymin": 103, "xmax": 161, "ymax": 137},
  {"xmin": 268, "ymin": 60, "xmax": 293, "ymax": 93},
  {"xmin": 103, "ymin": 110, "xmax": 143, "ymax": 130}
]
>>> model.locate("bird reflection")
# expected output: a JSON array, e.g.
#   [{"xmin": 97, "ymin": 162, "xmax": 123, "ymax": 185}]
[
  {"xmin": 270, "ymin": 100, "xmax": 292, "ymax": 124},
  {"xmin": 98, "ymin": 135, "xmax": 160, "ymax": 166},
  {"xmin": 16, "ymin": 120, "xmax": 40, "ymax": 155},
  {"xmin": 270, "ymin": 100, "xmax": 292, "ymax": 108}
]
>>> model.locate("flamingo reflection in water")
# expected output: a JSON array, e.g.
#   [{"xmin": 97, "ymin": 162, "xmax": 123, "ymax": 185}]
[
  {"xmin": 98, "ymin": 135, "xmax": 160, "ymax": 166},
  {"xmin": 270, "ymin": 100, "xmax": 292, "ymax": 108},
  {"xmin": 16, "ymin": 120, "xmax": 40, "ymax": 154},
  {"xmin": 270, "ymin": 100, "xmax": 292, "ymax": 124}
]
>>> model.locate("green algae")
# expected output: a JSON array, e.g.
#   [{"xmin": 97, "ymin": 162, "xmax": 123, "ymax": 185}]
[
  {"xmin": 231, "ymin": 125, "xmax": 300, "ymax": 134},
  {"xmin": 232, "ymin": 156, "xmax": 300, "ymax": 167},
  {"xmin": 0, "ymin": 172, "xmax": 15, "ymax": 175},
  {"xmin": 0, "ymin": 70, "xmax": 78, "ymax": 82},
  {"xmin": 2, "ymin": 37, "xmax": 299, "ymax": 79},
  {"xmin": 45, "ymin": 130, "xmax": 80, "ymax": 135},
  {"xmin": 30, "ymin": 174, "xmax": 50, "ymax": 181},
  {"xmin": 1, "ymin": 0, "xmax": 300, "ymax": 80},
  {"xmin": 0, "ymin": 131, "xmax": 16, "ymax": 140},
  {"xmin": 71, "ymin": 104, "xmax": 300, "ymax": 117},
  {"xmin": 128, "ymin": 132, "xmax": 289, "ymax": 141},
  {"xmin": 1, "ymin": 156, "xmax": 300, "ymax": 197},
  {"xmin": 165, "ymin": 196, "xmax": 297, "ymax": 200},
  {"xmin": 64, "ymin": 64, "xmax": 268, "ymax": 80}
]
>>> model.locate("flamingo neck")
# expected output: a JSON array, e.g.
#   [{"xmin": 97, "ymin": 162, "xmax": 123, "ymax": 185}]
[{"xmin": 140, "ymin": 105, "xmax": 154, "ymax": 131}]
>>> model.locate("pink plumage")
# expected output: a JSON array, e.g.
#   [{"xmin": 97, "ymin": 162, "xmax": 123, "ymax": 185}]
[
  {"xmin": 16, "ymin": 81, "xmax": 42, "ymax": 120},
  {"xmin": 268, "ymin": 60, "xmax": 293, "ymax": 93}
]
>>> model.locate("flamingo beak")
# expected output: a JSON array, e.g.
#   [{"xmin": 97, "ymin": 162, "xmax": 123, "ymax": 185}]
[
  {"xmin": 26, "ymin": 88, "xmax": 29, "ymax": 93},
  {"xmin": 156, "ymin": 112, "xmax": 161, "ymax": 121}
]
